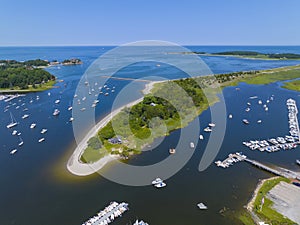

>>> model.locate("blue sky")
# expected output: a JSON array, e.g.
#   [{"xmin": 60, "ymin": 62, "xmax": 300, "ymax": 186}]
[{"xmin": 1, "ymin": 0, "xmax": 300, "ymax": 46}]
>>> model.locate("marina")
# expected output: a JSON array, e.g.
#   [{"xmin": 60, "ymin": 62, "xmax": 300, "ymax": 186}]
[
  {"xmin": 242, "ymin": 99, "xmax": 300, "ymax": 153},
  {"xmin": 82, "ymin": 202, "xmax": 129, "ymax": 225}
]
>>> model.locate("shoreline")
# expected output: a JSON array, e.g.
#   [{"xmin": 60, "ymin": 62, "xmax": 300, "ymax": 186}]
[
  {"xmin": 67, "ymin": 80, "xmax": 162, "ymax": 176},
  {"xmin": 246, "ymin": 176, "xmax": 279, "ymax": 212}
]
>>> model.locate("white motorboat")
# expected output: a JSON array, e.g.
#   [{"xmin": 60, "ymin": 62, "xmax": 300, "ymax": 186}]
[{"xmin": 152, "ymin": 178, "xmax": 163, "ymax": 185}]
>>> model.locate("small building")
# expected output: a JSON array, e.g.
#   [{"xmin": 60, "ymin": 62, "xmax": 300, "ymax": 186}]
[{"xmin": 108, "ymin": 136, "xmax": 122, "ymax": 144}]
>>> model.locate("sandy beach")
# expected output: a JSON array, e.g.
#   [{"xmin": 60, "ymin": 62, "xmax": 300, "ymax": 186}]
[{"xmin": 67, "ymin": 80, "xmax": 162, "ymax": 176}]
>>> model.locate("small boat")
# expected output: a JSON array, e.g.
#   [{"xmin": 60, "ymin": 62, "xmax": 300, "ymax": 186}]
[
  {"xmin": 133, "ymin": 220, "xmax": 149, "ymax": 225},
  {"xmin": 154, "ymin": 182, "xmax": 166, "ymax": 188},
  {"xmin": 243, "ymin": 119, "xmax": 249, "ymax": 124},
  {"xmin": 53, "ymin": 109, "xmax": 60, "ymax": 116},
  {"xmin": 105, "ymin": 93, "xmax": 109, "ymax": 96},
  {"xmin": 82, "ymin": 97, "xmax": 86, "ymax": 101},
  {"xmin": 69, "ymin": 117, "xmax": 74, "ymax": 122},
  {"xmin": 247, "ymin": 102, "xmax": 251, "ymax": 106},
  {"xmin": 249, "ymin": 96, "xmax": 258, "ymax": 99},
  {"xmin": 91, "ymin": 103, "xmax": 97, "ymax": 108},
  {"xmin": 296, "ymin": 159, "xmax": 300, "ymax": 166},
  {"xmin": 38, "ymin": 138, "xmax": 45, "ymax": 143},
  {"xmin": 80, "ymin": 107, "xmax": 86, "ymax": 111},
  {"xmin": 22, "ymin": 114, "xmax": 29, "ymax": 119},
  {"xmin": 152, "ymin": 178, "xmax": 163, "ymax": 185},
  {"xmin": 55, "ymin": 99, "xmax": 60, "ymax": 104},
  {"xmin": 257, "ymin": 120, "xmax": 262, "ymax": 124},
  {"xmin": 190, "ymin": 142, "xmax": 195, "ymax": 148},
  {"xmin": 245, "ymin": 108, "xmax": 250, "ymax": 112},
  {"xmin": 199, "ymin": 135, "xmax": 204, "ymax": 140},
  {"xmin": 228, "ymin": 114, "xmax": 233, "ymax": 119},
  {"xmin": 204, "ymin": 127, "xmax": 212, "ymax": 132},
  {"xmin": 10, "ymin": 149, "xmax": 17, "ymax": 155},
  {"xmin": 6, "ymin": 112, "xmax": 18, "ymax": 129},
  {"xmin": 48, "ymin": 92, "xmax": 51, "ymax": 96},
  {"xmin": 41, "ymin": 129, "xmax": 48, "ymax": 134},
  {"xmin": 30, "ymin": 123, "xmax": 36, "ymax": 129},
  {"xmin": 18, "ymin": 137, "xmax": 24, "ymax": 146},
  {"xmin": 169, "ymin": 148, "xmax": 176, "ymax": 154},
  {"xmin": 265, "ymin": 107, "xmax": 268, "ymax": 111},
  {"xmin": 68, "ymin": 106, "xmax": 73, "ymax": 111},
  {"xmin": 17, "ymin": 132, "xmax": 21, "ymax": 136},
  {"xmin": 208, "ymin": 123, "xmax": 216, "ymax": 127},
  {"xmin": 258, "ymin": 100, "xmax": 262, "ymax": 104},
  {"xmin": 197, "ymin": 202, "xmax": 208, "ymax": 210},
  {"xmin": 12, "ymin": 130, "xmax": 17, "ymax": 135}
]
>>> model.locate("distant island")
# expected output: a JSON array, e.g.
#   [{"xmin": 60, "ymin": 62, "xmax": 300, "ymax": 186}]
[
  {"xmin": 68, "ymin": 64, "xmax": 300, "ymax": 167},
  {"xmin": 0, "ymin": 58, "xmax": 82, "ymax": 92},
  {"xmin": 61, "ymin": 58, "xmax": 83, "ymax": 65},
  {"xmin": 178, "ymin": 51, "xmax": 300, "ymax": 60}
]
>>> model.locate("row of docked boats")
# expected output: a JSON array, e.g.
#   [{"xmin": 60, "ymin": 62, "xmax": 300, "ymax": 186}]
[
  {"xmin": 287, "ymin": 98, "xmax": 300, "ymax": 138},
  {"xmin": 82, "ymin": 201, "xmax": 129, "ymax": 225},
  {"xmin": 243, "ymin": 138, "xmax": 298, "ymax": 152},
  {"xmin": 215, "ymin": 152, "xmax": 247, "ymax": 168}
]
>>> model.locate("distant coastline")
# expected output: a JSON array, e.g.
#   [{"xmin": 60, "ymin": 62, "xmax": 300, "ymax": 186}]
[{"xmin": 172, "ymin": 51, "xmax": 300, "ymax": 60}]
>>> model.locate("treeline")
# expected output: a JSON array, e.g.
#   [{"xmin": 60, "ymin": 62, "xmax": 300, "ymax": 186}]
[
  {"xmin": 0, "ymin": 59, "xmax": 49, "ymax": 69},
  {"xmin": 0, "ymin": 59, "xmax": 55, "ymax": 89},
  {"xmin": 213, "ymin": 51, "xmax": 300, "ymax": 59},
  {"xmin": 98, "ymin": 78, "xmax": 208, "ymax": 143},
  {"xmin": 214, "ymin": 51, "xmax": 260, "ymax": 56}
]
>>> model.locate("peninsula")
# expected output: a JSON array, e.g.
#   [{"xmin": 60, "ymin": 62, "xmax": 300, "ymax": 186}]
[
  {"xmin": 68, "ymin": 64, "xmax": 300, "ymax": 175},
  {"xmin": 0, "ymin": 58, "xmax": 82, "ymax": 92},
  {"xmin": 0, "ymin": 59, "xmax": 55, "ymax": 92}
]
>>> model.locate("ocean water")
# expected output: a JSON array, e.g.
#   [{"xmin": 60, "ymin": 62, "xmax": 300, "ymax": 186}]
[{"xmin": 0, "ymin": 46, "xmax": 300, "ymax": 225}]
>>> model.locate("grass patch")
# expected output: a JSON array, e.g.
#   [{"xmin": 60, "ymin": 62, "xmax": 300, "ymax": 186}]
[
  {"xmin": 253, "ymin": 177, "xmax": 295, "ymax": 225},
  {"xmin": 0, "ymin": 80, "xmax": 56, "ymax": 93},
  {"xmin": 282, "ymin": 79, "xmax": 300, "ymax": 91}
]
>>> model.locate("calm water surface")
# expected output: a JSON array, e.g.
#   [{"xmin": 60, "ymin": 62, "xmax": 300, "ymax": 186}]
[{"xmin": 0, "ymin": 46, "xmax": 300, "ymax": 225}]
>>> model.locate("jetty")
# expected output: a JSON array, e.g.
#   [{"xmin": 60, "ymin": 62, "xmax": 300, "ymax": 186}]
[
  {"xmin": 216, "ymin": 153, "xmax": 300, "ymax": 180},
  {"xmin": 82, "ymin": 201, "xmax": 129, "ymax": 225},
  {"xmin": 100, "ymin": 76, "xmax": 152, "ymax": 82}
]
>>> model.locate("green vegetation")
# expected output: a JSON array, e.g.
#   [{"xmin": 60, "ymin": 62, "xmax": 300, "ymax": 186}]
[
  {"xmin": 252, "ymin": 177, "xmax": 295, "ymax": 225},
  {"xmin": 282, "ymin": 79, "xmax": 300, "ymax": 91},
  {"xmin": 81, "ymin": 64, "xmax": 300, "ymax": 163},
  {"xmin": 237, "ymin": 211, "xmax": 257, "ymax": 225},
  {"xmin": 62, "ymin": 58, "xmax": 82, "ymax": 65},
  {"xmin": 185, "ymin": 51, "xmax": 300, "ymax": 60},
  {"xmin": 213, "ymin": 51, "xmax": 300, "ymax": 59},
  {"xmin": 0, "ymin": 59, "xmax": 55, "ymax": 91}
]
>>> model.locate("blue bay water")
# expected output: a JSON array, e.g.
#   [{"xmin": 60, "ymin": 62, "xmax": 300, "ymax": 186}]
[{"xmin": 0, "ymin": 46, "xmax": 300, "ymax": 225}]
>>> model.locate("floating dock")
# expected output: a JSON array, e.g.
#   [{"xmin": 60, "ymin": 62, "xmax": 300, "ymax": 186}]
[
  {"xmin": 82, "ymin": 201, "xmax": 129, "ymax": 225},
  {"xmin": 215, "ymin": 152, "xmax": 247, "ymax": 168}
]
